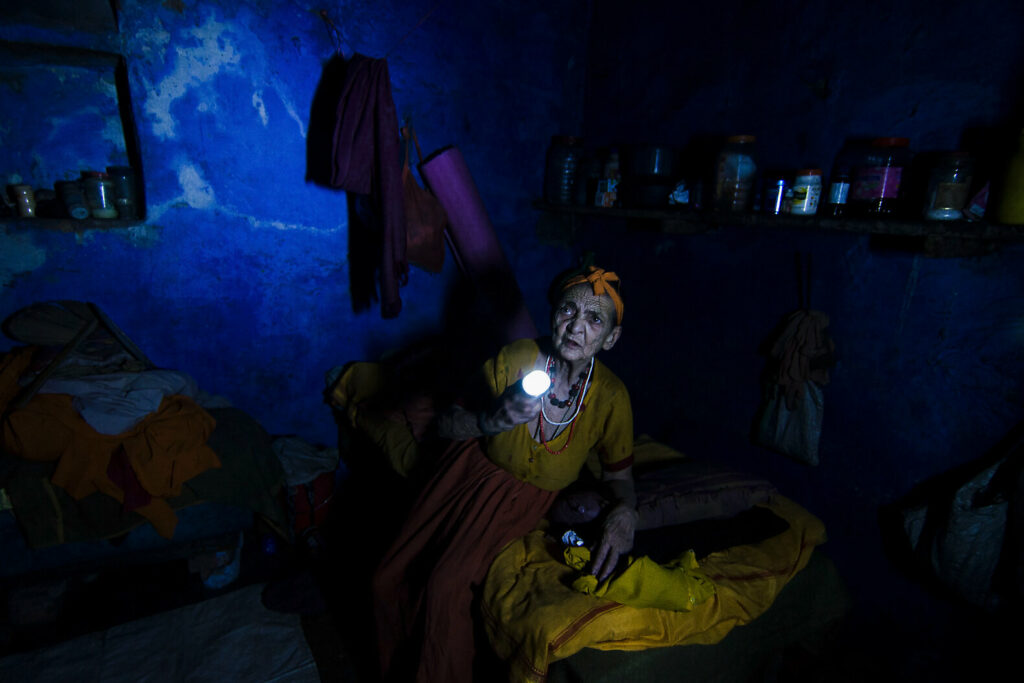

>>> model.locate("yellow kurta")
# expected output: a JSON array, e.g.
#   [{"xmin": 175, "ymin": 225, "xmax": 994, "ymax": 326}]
[{"xmin": 480, "ymin": 339, "xmax": 634, "ymax": 490}]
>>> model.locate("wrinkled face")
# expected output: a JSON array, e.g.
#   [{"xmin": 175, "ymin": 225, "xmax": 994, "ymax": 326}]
[{"xmin": 551, "ymin": 284, "xmax": 621, "ymax": 363}]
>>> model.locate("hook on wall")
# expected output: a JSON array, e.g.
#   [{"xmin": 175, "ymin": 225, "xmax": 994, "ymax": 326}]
[{"xmin": 318, "ymin": 8, "xmax": 351, "ymax": 59}]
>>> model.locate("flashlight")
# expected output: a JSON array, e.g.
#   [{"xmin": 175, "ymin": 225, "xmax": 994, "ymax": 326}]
[{"xmin": 521, "ymin": 370, "xmax": 551, "ymax": 397}]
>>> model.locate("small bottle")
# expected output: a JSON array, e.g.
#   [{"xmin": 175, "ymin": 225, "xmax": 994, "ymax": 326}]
[
  {"xmin": 825, "ymin": 171, "xmax": 850, "ymax": 216},
  {"xmin": 762, "ymin": 173, "xmax": 788, "ymax": 215},
  {"xmin": 789, "ymin": 169, "xmax": 823, "ymax": 215},
  {"xmin": 714, "ymin": 135, "xmax": 757, "ymax": 212},
  {"xmin": 81, "ymin": 171, "xmax": 118, "ymax": 219}
]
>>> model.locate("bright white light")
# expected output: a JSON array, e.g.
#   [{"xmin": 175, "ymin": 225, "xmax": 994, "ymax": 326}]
[{"xmin": 522, "ymin": 370, "xmax": 551, "ymax": 397}]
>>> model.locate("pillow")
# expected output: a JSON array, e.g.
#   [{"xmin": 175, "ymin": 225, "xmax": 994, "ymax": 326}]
[
  {"xmin": 550, "ymin": 457, "xmax": 777, "ymax": 531},
  {"xmin": 635, "ymin": 460, "xmax": 777, "ymax": 529}
]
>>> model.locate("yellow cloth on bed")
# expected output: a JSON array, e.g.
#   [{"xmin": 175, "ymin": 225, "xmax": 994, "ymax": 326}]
[
  {"xmin": 565, "ymin": 546, "xmax": 716, "ymax": 612},
  {"xmin": 480, "ymin": 494, "xmax": 826, "ymax": 683}
]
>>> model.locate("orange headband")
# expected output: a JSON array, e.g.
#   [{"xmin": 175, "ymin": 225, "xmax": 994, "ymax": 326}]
[{"xmin": 562, "ymin": 266, "xmax": 624, "ymax": 324}]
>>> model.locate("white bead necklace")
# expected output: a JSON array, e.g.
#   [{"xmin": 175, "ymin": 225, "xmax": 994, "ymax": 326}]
[{"xmin": 540, "ymin": 356, "xmax": 593, "ymax": 426}]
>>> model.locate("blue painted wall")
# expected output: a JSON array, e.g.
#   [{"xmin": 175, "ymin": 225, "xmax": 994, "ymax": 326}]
[
  {"xmin": 581, "ymin": 0, "xmax": 1024, "ymax": 675},
  {"xmin": 0, "ymin": 0, "xmax": 587, "ymax": 446}
]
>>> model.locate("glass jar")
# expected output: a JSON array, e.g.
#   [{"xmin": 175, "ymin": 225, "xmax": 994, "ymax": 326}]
[
  {"xmin": 81, "ymin": 171, "xmax": 118, "ymax": 219},
  {"xmin": 56, "ymin": 180, "xmax": 90, "ymax": 219},
  {"xmin": 544, "ymin": 135, "xmax": 584, "ymax": 206},
  {"xmin": 788, "ymin": 169, "xmax": 823, "ymax": 215},
  {"xmin": 10, "ymin": 184, "xmax": 36, "ymax": 217},
  {"xmin": 923, "ymin": 152, "xmax": 973, "ymax": 220},
  {"xmin": 714, "ymin": 135, "xmax": 757, "ymax": 212},
  {"xmin": 106, "ymin": 166, "xmax": 139, "ymax": 219}
]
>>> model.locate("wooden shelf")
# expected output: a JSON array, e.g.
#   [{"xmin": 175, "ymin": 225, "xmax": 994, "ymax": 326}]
[
  {"xmin": 533, "ymin": 200, "xmax": 1024, "ymax": 255},
  {"xmin": 0, "ymin": 217, "xmax": 144, "ymax": 231}
]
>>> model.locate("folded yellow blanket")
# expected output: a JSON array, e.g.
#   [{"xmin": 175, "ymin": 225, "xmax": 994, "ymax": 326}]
[{"xmin": 480, "ymin": 495, "xmax": 826, "ymax": 682}]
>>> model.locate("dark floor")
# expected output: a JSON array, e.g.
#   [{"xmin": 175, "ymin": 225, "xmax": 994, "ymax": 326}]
[{"xmin": 2, "ymin": 490, "xmax": 1018, "ymax": 683}]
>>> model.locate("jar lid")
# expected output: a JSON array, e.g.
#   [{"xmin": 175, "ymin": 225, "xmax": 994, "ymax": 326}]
[
  {"xmin": 726, "ymin": 135, "xmax": 756, "ymax": 143},
  {"xmin": 796, "ymin": 168, "xmax": 822, "ymax": 176},
  {"xmin": 81, "ymin": 170, "xmax": 110, "ymax": 178},
  {"xmin": 871, "ymin": 137, "xmax": 910, "ymax": 147}
]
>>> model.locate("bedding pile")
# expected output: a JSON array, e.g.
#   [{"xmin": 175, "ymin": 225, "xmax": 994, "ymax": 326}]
[{"xmin": 481, "ymin": 494, "xmax": 826, "ymax": 682}]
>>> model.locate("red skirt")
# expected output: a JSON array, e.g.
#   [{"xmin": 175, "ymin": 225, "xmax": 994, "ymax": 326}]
[{"xmin": 373, "ymin": 438, "xmax": 557, "ymax": 682}]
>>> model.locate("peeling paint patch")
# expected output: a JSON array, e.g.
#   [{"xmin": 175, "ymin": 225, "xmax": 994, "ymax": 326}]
[
  {"xmin": 177, "ymin": 163, "xmax": 216, "ymax": 208},
  {"xmin": 252, "ymin": 90, "xmax": 269, "ymax": 126},
  {"xmin": 144, "ymin": 16, "xmax": 242, "ymax": 140},
  {"xmin": 0, "ymin": 228, "xmax": 46, "ymax": 286},
  {"xmin": 270, "ymin": 77, "xmax": 307, "ymax": 139}
]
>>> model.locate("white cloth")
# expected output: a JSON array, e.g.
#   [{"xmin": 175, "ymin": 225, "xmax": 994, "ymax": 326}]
[{"xmin": 40, "ymin": 370, "xmax": 199, "ymax": 435}]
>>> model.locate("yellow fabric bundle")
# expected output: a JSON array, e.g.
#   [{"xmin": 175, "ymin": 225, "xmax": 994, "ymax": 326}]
[
  {"xmin": 564, "ymin": 546, "xmax": 716, "ymax": 612},
  {"xmin": 480, "ymin": 495, "xmax": 826, "ymax": 683}
]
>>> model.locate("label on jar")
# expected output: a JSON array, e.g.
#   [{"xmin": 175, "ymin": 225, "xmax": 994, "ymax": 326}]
[
  {"xmin": 851, "ymin": 166, "xmax": 902, "ymax": 200},
  {"xmin": 789, "ymin": 179, "xmax": 821, "ymax": 215}
]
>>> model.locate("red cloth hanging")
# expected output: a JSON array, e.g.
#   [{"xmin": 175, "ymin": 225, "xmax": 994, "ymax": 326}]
[{"xmin": 331, "ymin": 54, "xmax": 408, "ymax": 318}]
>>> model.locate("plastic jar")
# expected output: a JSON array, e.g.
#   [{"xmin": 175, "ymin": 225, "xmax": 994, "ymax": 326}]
[
  {"xmin": 788, "ymin": 169, "xmax": 822, "ymax": 215},
  {"xmin": 82, "ymin": 171, "xmax": 118, "ymax": 219},
  {"xmin": 544, "ymin": 135, "xmax": 584, "ymax": 206},
  {"xmin": 923, "ymin": 152, "xmax": 973, "ymax": 220},
  {"xmin": 850, "ymin": 137, "xmax": 912, "ymax": 215},
  {"xmin": 714, "ymin": 135, "xmax": 757, "ymax": 212}
]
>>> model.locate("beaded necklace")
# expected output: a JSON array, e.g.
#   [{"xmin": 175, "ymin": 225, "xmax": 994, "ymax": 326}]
[
  {"xmin": 541, "ymin": 356, "xmax": 593, "ymax": 426},
  {"xmin": 546, "ymin": 356, "xmax": 589, "ymax": 408},
  {"xmin": 537, "ymin": 356, "xmax": 594, "ymax": 454}
]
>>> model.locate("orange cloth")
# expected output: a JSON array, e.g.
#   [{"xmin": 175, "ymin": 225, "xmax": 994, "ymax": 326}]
[
  {"xmin": 1, "ymin": 351, "xmax": 220, "ymax": 538},
  {"xmin": 562, "ymin": 266, "xmax": 624, "ymax": 324}
]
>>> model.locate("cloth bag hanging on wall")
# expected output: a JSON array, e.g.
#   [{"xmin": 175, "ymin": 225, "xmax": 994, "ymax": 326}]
[
  {"xmin": 401, "ymin": 124, "xmax": 447, "ymax": 273},
  {"xmin": 753, "ymin": 255, "xmax": 835, "ymax": 465}
]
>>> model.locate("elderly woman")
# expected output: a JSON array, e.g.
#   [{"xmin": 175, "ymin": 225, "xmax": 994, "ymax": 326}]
[{"xmin": 373, "ymin": 266, "xmax": 638, "ymax": 682}]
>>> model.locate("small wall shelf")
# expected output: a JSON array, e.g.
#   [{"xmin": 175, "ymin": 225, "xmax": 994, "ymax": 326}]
[{"xmin": 533, "ymin": 200, "xmax": 1024, "ymax": 257}]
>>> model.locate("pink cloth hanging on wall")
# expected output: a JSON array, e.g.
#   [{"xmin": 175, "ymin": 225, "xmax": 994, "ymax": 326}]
[{"xmin": 420, "ymin": 146, "xmax": 537, "ymax": 343}]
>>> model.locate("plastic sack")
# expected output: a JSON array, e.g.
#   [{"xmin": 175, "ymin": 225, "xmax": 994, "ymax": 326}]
[
  {"xmin": 755, "ymin": 381, "xmax": 824, "ymax": 466},
  {"xmin": 898, "ymin": 456, "xmax": 1012, "ymax": 611}
]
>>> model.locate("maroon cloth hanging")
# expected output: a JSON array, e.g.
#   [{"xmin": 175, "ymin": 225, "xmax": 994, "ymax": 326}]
[{"xmin": 331, "ymin": 54, "xmax": 407, "ymax": 318}]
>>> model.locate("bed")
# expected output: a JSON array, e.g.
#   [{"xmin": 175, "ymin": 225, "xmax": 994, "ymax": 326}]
[
  {"xmin": 329, "ymin": 354, "xmax": 852, "ymax": 682},
  {"xmin": 0, "ymin": 301, "xmax": 288, "ymax": 583}
]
